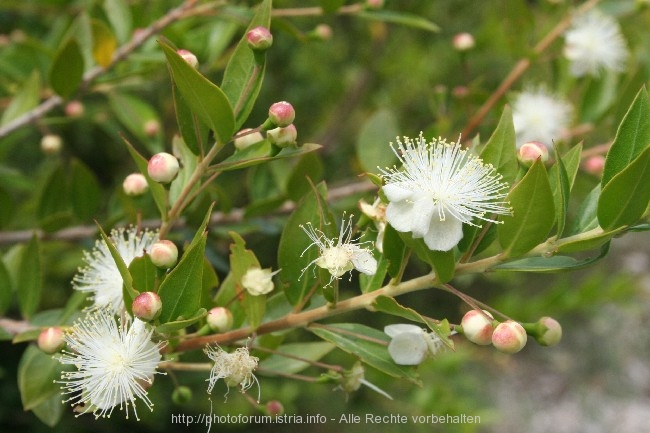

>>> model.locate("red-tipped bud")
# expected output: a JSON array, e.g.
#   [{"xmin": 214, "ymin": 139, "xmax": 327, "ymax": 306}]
[
  {"xmin": 123, "ymin": 173, "xmax": 149, "ymax": 196},
  {"xmin": 518, "ymin": 141, "xmax": 549, "ymax": 166},
  {"xmin": 132, "ymin": 292, "xmax": 163, "ymax": 322},
  {"xmin": 207, "ymin": 307, "xmax": 234, "ymax": 332},
  {"xmin": 584, "ymin": 155, "xmax": 605, "ymax": 176},
  {"xmin": 37, "ymin": 327, "xmax": 65, "ymax": 354},
  {"xmin": 64, "ymin": 100, "xmax": 84, "ymax": 118},
  {"xmin": 266, "ymin": 400, "xmax": 284, "ymax": 417},
  {"xmin": 268, "ymin": 101, "xmax": 295, "ymax": 127},
  {"xmin": 267, "ymin": 124, "xmax": 297, "ymax": 148},
  {"xmin": 492, "ymin": 320, "xmax": 527, "ymax": 354},
  {"xmin": 247, "ymin": 26, "xmax": 273, "ymax": 51},
  {"xmin": 536, "ymin": 317, "xmax": 562, "ymax": 347},
  {"xmin": 177, "ymin": 49, "xmax": 198, "ymax": 68},
  {"xmin": 40, "ymin": 134, "xmax": 62, "ymax": 154},
  {"xmin": 461, "ymin": 310, "xmax": 494, "ymax": 345},
  {"xmin": 150, "ymin": 240, "xmax": 178, "ymax": 268},
  {"xmin": 234, "ymin": 128, "xmax": 264, "ymax": 150},
  {"xmin": 453, "ymin": 32, "xmax": 475, "ymax": 51},
  {"xmin": 147, "ymin": 152, "xmax": 179, "ymax": 183}
]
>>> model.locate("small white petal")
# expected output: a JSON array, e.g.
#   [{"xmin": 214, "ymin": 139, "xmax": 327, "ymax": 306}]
[
  {"xmin": 349, "ymin": 247, "xmax": 377, "ymax": 275},
  {"xmin": 422, "ymin": 215, "xmax": 464, "ymax": 251},
  {"xmin": 385, "ymin": 200, "xmax": 416, "ymax": 233},
  {"xmin": 409, "ymin": 198, "xmax": 436, "ymax": 238},
  {"xmin": 384, "ymin": 324, "xmax": 423, "ymax": 338},
  {"xmin": 387, "ymin": 331, "xmax": 429, "ymax": 365},
  {"xmin": 382, "ymin": 183, "xmax": 415, "ymax": 202}
]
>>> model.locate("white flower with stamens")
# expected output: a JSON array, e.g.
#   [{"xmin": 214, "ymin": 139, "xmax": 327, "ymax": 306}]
[
  {"xmin": 384, "ymin": 324, "xmax": 444, "ymax": 365},
  {"xmin": 73, "ymin": 227, "xmax": 158, "ymax": 315},
  {"xmin": 57, "ymin": 309, "xmax": 165, "ymax": 419},
  {"xmin": 204, "ymin": 345, "xmax": 260, "ymax": 400},
  {"xmin": 379, "ymin": 134, "xmax": 510, "ymax": 252},
  {"xmin": 563, "ymin": 10, "xmax": 628, "ymax": 78},
  {"xmin": 300, "ymin": 215, "xmax": 378, "ymax": 285},
  {"xmin": 511, "ymin": 87, "xmax": 573, "ymax": 148}
]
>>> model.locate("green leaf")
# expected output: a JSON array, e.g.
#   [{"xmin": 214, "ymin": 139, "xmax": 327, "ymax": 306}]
[
  {"xmin": 320, "ymin": 0, "xmax": 345, "ymax": 13},
  {"xmin": 549, "ymin": 143, "xmax": 570, "ymax": 238},
  {"xmin": 123, "ymin": 136, "xmax": 168, "ymax": 220},
  {"xmin": 498, "ymin": 160, "xmax": 555, "ymax": 257},
  {"xmin": 357, "ymin": 10, "xmax": 440, "ymax": 33},
  {"xmin": 580, "ymin": 71, "xmax": 618, "ymax": 123},
  {"xmin": 1, "ymin": 70, "xmax": 40, "ymax": 127},
  {"xmin": 286, "ymin": 153, "xmax": 325, "ymax": 202},
  {"xmin": 0, "ymin": 259, "xmax": 12, "ymax": 316},
  {"xmin": 169, "ymin": 135, "xmax": 199, "ymax": 207},
  {"xmin": 382, "ymin": 224, "xmax": 408, "ymax": 279},
  {"xmin": 172, "ymin": 81, "xmax": 207, "ymax": 156},
  {"xmin": 103, "ymin": 0, "xmax": 132, "ymax": 44},
  {"xmin": 359, "ymin": 255, "xmax": 388, "ymax": 293},
  {"xmin": 70, "ymin": 159, "xmax": 101, "ymax": 220},
  {"xmin": 355, "ymin": 109, "xmax": 400, "ymax": 174},
  {"xmin": 397, "ymin": 232, "xmax": 455, "ymax": 282},
  {"xmin": 96, "ymin": 223, "xmax": 136, "ymax": 311},
  {"xmin": 31, "ymin": 392, "xmax": 65, "ymax": 427},
  {"xmin": 308, "ymin": 323, "xmax": 421, "ymax": 385},
  {"xmin": 49, "ymin": 38, "xmax": 84, "ymax": 99},
  {"xmin": 212, "ymin": 142, "xmax": 322, "ymax": 172},
  {"xmin": 491, "ymin": 242, "xmax": 610, "ymax": 272},
  {"xmin": 17, "ymin": 234, "xmax": 41, "ymax": 319},
  {"xmin": 569, "ymin": 184, "xmax": 601, "ymax": 235},
  {"xmin": 480, "ymin": 105, "xmax": 518, "ymax": 186},
  {"xmin": 128, "ymin": 254, "xmax": 157, "ymax": 294},
  {"xmin": 598, "ymin": 146, "xmax": 650, "ymax": 230},
  {"xmin": 259, "ymin": 342, "xmax": 336, "ymax": 375},
  {"xmin": 555, "ymin": 227, "xmax": 623, "ymax": 254},
  {"xmin": 0, "ymin": 186, "xmax": 15, "ymax": 228},
  {"xmin": 108, "ymin": 92, "xmax": 163, "ymax": 154},
  {"xmin": 37, "ymin": 163, "xmax": 72, "ymax": 232},
  {"xmin": 159, "ymin": 41, "xmax": 235, "ymax": 145},
  {"xmin": 91, "ymin": 19, "xmax": 117, "ymax": 67},
  {"xmin": 548, "ymin": 143, "xmax": 582, "ymax": 195},
  {"xmin": 155, "ymin": 308, "xmax": 207, "ymax": 334},
  {"xmin": 602, "ymin": 86, "xmax": 650, "ymax": 187},
  {"xmin": 221, "ymin": 0, "xmax": 272, "ymax": 129},
  {"xmin": 229, "ymin": 232, "xmax": 265, "ymax": 330},
  {"xmin": 18, "ymin": 345, "xmax": 65, "ymax": 411}
]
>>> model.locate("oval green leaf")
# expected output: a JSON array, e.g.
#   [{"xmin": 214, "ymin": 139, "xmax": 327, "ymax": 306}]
[
  {"xmin": 17, "ymin": 234, "xmax": 42, "ymax": 319},
  {"xmin": 356, "ymin": 109, "xmax": 400, "ymax": 174},
  {"xmin": 50, "ymin": 38, "xmax": 84, "ymax": 99}
]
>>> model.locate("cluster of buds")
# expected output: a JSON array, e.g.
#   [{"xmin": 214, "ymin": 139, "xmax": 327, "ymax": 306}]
[{"xmin": 264, "ymin": 101, "xmax": 298, "ymax": 148}]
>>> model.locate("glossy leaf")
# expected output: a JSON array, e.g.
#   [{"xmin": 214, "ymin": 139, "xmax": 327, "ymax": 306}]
[
  {"xmin": 31, "ymin": 392, "xmax": 65, "ymax": 427},
  {"xmin": 91, "ymin": 19, "xmax": 117, "ymax": 67},
  {"xmin": 382, "ymin": 224, "xmax": 408, "ymax": 279},
  {"xmin": 17, "ymin": 234, "xmax": 41, "ymax": 319},
  {"xmin": 160, "ymin": 41, "xmax": 235, "ymax": 145},
  {"xmin": 548, "ymin": 143, "xmax": 582, "ymax": 195},
  {"xmin": 18, "ymin": 345, "xmax": 65, "ymax": 411},
  {"xmin": 355, "ymin": 109, "xmax": 400, "ymax": 174},
  {"xmin": 49, "ymin": 38, "xmax": 84, "ymax": 98},
  {"xmin": 221, "ymin": 0, "xmax": 272, "ymax": 129},
  {"xmin": 172, "ymin": 81, "xmax": 207, "ymax": 156},
  {"xmin": 0, "ymin": 259, "xmax": 12, "ymax": 316},
  {"xmin": 1, "ymin": 71, "xmax": 40, "ymax": 127},
  {"xmin": 602, "ymin": 86, "xmax": 650, "ymax": 187},
  {"xmin": 491, "ymin": 242, "xmax": 610, "ymax": 272},
  {"xmin": 123, "ymin": 136, "xmax": 168, "ymax": 220},
  {"xmin": 286, "ymin": 153, "xmax": 325, "ymax": 202},
  {"xmin": 259, "ymin": 342, "xmax": 336, "ymax": 375},
  {"xmin": 71, "ymin": 159, "xmax": 101, "ymax": 220},
  {"xmin": 155, "ymin": 308, "xmax": 207, "ymax": 334},
  {"xmin": 213, "ymin": 142, "xmax": 322, "ymax": 172},
  {"xmin": 556, "ymin": 227, "xmax": 623, "ymax": 254},
  {"xmin": 357, "ymin": 10, "xmax": 440, "ymax": 32},
  {"xmin": 397, "ymin": 231, "xmax": 455, "ymax": 282},
  {"xmin": 96, "ymin": 224, "xmax": 136, "ymax": 314},
  {"xmin": 128, "ymin": 254, "xmax": 157, "ymax": 294},
  {"xmin": 569, "ymin": 184, "xmax": 600, "ymax": 235},
  {"xmin": 480, "ymin": 105, "xmax": 518, "ymax": 186},
  {"xmin": 598, "ymin": 146, "xmax": 650, "ymax": 230},
  {"xmin": 550, "ymin": 143, "xmax": 570, "ymax": 238},
  {"xmin": 498, "ymin": 160, "xmax": 555, "ymax": 258}
]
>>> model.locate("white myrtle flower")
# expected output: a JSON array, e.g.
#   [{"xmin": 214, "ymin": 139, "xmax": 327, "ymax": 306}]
[
  {"xmin": 300, "ymin": 215, "xmax": 378, "ymax": 285},
  {"xmin": 563, "ymin": 10, "xmax": 628, "ymax": 78},
  {"xmin": 73, "ymin": 227, "xmax": 158, "ymax": 315},
  {"xmin": 379, "ymin": 134, "xmax": 510, "ymax": 252},
  {"xmin": 241, "ymin": 267, "xmax": 280, "ymax": 296},
  {"xmin": 204, "ymin": 345, "xmax": 260, "ymax": 400},
  {"xmin": 384, "ymin": 324, "xmax": 444, "ymax": 365},
  {"xmin": 511, "ymin": 87, "xmax": 573, "ymax": 148},
  {"xmin": 57, "ymin": 309, "xmax": 165, "ymax": 419}
]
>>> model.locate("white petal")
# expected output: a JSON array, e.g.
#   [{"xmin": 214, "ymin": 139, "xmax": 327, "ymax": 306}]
[
  {"xmin": 385, "ymin": 200, "xmax": 416, "ymax": 233},
  {"xmin": 409, "ymin": 198, "xmax": 436, "ymax": 238},
  {"xmin": 384, "ymin": 324, "xmax": 423, "ymax": 338},
  {"xmin": 422, "ymin": 215, "xmax": 464, "ymax": 251},
  {"xmin": 350, "ymin": 247, "xmax": 377, "ymax": 275},
  {"xmin": 387, "ymin": 332, "xmax": 428, "ymax": 365},
  {"xmin": 382, "ymin": 183, "xmax": 415, "ymax": 202}
]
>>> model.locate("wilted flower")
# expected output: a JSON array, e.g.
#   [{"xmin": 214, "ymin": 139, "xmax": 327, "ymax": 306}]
[
  {"xmin": 512, "ymin": 87, "xmax": 572, "ymax": 148},
  {"xmin": 204, "ymin": 345, "xmax": 260, "ymax": 400},
  {"xmin": 57, "ymin": 309, "xmax": 165, "ymax": 419},
  {"xmin": 300, "ymin": 215, "xmax": 378, "ymax": 285},
  {"xmin": 241, "ymin": 267, "xmax": 280, "ymax": 296},
  {"xmin": 563, "ymin": 10, "xmax": 628, "ymax": 77},
  {"xmin": 379, "ymin": 134, "xmax": 510, "ymax": 251},
  {"xmin": 73, "ymin": 227, "xmax": 158, "ymax": 315},
  {"xmin": 384, "ymin": 324, "xmax": 444, "ymax": 365}
]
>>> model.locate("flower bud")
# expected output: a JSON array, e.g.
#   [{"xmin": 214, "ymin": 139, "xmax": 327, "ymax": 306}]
[
  {"xmin": 176, "ymin": 49, "xmax": 198, "ymax": 68},
  {"xmin": 268, "ymin": 101, "xmax": 295, "ymax": 127},
  {"xmin": 241, "ymin": 267, "xmax": 279, "ymax": 296},
  {"xmin": 234, "ymin": 128, "xmax": 264, "ymax": 150},
  {"xmin": 266, "ymin": 400, "xmax": 284, "ymax": 417},
  {"xmin": 172, "ymin": 386, "xmax": 193, "ymax": 405},
  {"xmin": 365, "ymin": 0, "xmax": 384, "ymax": 9},
  {"xmin": 122, "ymin": 173, "xmax": 149, "ymax": 196},
  {"xmin": 267, "ymin": 124, "xmax": 297, "ymax": 148},
  {"xmin": 143, "ymin": 119, "xmax": 160, "ymax": 137},
  {"xmin": 132, "ymin": 292, "xmax": 162, "ymax": 321},
  {"xmin": 536, "ymin": 316, "xmax": 562, "ymax": 347},
  {"xmin": 583, "ymin": 155, "xmax": 605, "ymax": 176},
  {"xmin": 207, "ymin": 307, "xmax": 234, "ymax": 332},
  {"xmin": 40, "ymin": 134, "xmax": 62, "ymax": 154},
  {"xmin": 341, "ymin": 361, "xmax": 364, "ymax": 393},
  {"xmin": 147, "ymin": 152, "xmax": 180, "ymax": 183},
  {"xmin": 64, "ymin": 100, "xmax": 84, "ymax": 118},
  {"xmin": 37, "ymin": 327, "xmax": 65, "ymax": 354},
  {"xmin": 247, "ymin": 26, "xmax": 273, "ymax": 51},
  {"xmin": 149, "ymin": 240, "xmax": 178, "ymax": 268},
  {"xmin": 313, "ymin": 24, "xmax": 333, "ymax": 41},
  {"xmin": 518, "ymin": 141, "xmax": 549, "ymax": 166},
  {"xmin": 461, "ymin": 309, "xmax": 494, "ymax": 345},
  {"xmin": 492, "ymin": 320, "xmax": 527, "ymax": 354},
  {"xmin": 453, "ymin": 32, "xmax": 475, "ymax": 51}
]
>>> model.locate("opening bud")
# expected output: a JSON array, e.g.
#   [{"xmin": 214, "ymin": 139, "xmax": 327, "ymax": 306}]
[
  {"xmin": 453, "ymin": 32, "xmax": 475, "ymax": 51},
  {"xmin": 536, "ymin": 316, "xmax": 562, "ymax": 347},
  {"xmin": 147, "ymin": 152, "xmax": 180, "ymax": 183},
  {"xmin": 122, "ymin": 173, "xmax": 149, "ymax": 196},
  {"xmin": 150, "ymin": 240, "xmax": 178, "ymax": 268},
  {"xmin": 267, "ymin": 124, "xmax": 297, "ymax": 148},
  {"xmin": 492, "ymin": 320, "xmax": 527, "ymax": 354},
  {"xmin": 265, "ymin": 400, "xmax": 284, "ymax": 417},
  {"xmin": 172, "ymin": 386, "xmax": 193, "ymax": 405},
  {"xmin": 242, "ymin": 267, "xmax": 280, "ymax": 296},
  {"xmin": 247, "ymin": 26, "xmax": 273, "ymax": 51},
  {"xmin": 583, "ymin": 155, "xmax": 605, "ymax": 176},
  {"xmin": 460, "ymin": 309, "xmax": 494, "ymax": 345},
  {"xmin": 132, "ymin": 291, "xmax": 163, "ymax": 321},
  {"xmin": 37, "ymin": 327, "xmax": 65, "ymax": 354},
  {"xmin": 207, "ymin": 307, "xmax": 234, "ymax": 332},
  {"xmin": 176, "ymin": 49, "xmax": 198, "ymax": 68},
  {"xmin": 40, "ymin": 134, "xmax": 62, "ymax": 155},
  {"xmin": 518, "ymin": 141, "xmax": 549, "ymax": 166},
  {"xmin": 234, "ymin": 128, "xmax": 264, "ymax": 150},
  {"xmin": 268, "ymin": 101, "xmax": 296, "ymax": 127}
]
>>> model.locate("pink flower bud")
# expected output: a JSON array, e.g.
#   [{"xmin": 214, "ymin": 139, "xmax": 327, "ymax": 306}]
[
  {"xmin": 583, "ymin": 155, "xmax": 605, "ymax": 176},
  {"xmin": 150, "ymin": 240, "xmax": 178, "ymax": 268},
  {"xmin": 147, "ymin": 152, "xmax": 180, "ymax": 183},
  {"xmin": 207, "ymin": 307, "xmax": 234, "ymax": 332},
  {"xmin": 461, "ymin": 309, "xmax": 494, "ymax": 345},
  {"xmin": 234, "ymin": 128, "xmax": 264, "ymax": 150},
  {"xmin": 492, "ymin": 320, "xmax": 527, "ymax": 354},
  {"xmin": 37, "ymin": 327, "xmax": 65, "ymax": 354},
  {"xmin": 313, "ymin": 24, "xmax": 333, "ymax": 41},
  {"xmin": 453, "ymin": 32, "xmax": 475, "ymax": 51},
  {"xmin": 267, "ymin": 124, "xmax": 297, "ymax": 148},
  {"xmin": 266, "ymin": 400, "xmax": 284, "ymax": 417},
  {"xmin": 268, "ymin": 101, "xmax": 295, "ymax": 127},
  {"xmin": 132, "ymin": 291, "xmax": 163, "ymax": 321},
  {"xmin": 247, "ymin": 26, "xmax": 273, "ymax": 51},
  {"xmin": 536, "ymin": 316, "xmax": 562, "ymax": 347},
  {"xmin": 40, "ymin": 134, "xmax": 62, "ymax": 154},
  {"xmin": 143, "ymin": 119, "xmax": 160, "ymax": 137},
  {"xmin": 122, "ymin": 173, "xmax": 149, "ymax": 196},
  {"xmin": 177, "ymin": 49, "xmax": 198, "ymax": 68},
  {"xmin": 518, "ymin": 141, "xmax": 549, "ymax": 166},
  {"xmin": 64, "ymin": 100, "xmax": 84, "ymax": 117}
]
